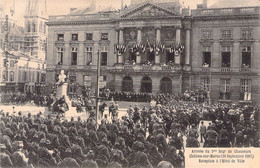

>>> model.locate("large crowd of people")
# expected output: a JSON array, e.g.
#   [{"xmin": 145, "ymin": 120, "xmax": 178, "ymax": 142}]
[
  {"xmin": 100, "ymin": 90, "xmax": 208, "ymax": 104},
  {"xmin": 1, "ymin": 90, "xmax": 259, "ymax": 168},
  {"xmin": 0, "ymin": 92, "xmax": 50, "ymax": 107}
]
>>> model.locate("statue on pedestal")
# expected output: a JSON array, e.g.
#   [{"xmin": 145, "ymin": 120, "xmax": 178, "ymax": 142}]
[
  {"xmin": 56, "ymin": 70, "xmax": 66, "ymax": 86},
  {"xmin": 53, "ymin": 70, "xmax": 69, "ymax": 114}
]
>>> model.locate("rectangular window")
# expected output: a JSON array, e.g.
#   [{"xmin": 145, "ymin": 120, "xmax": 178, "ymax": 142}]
[
  {"xmin": 220, "ymin": 78, "xmax": 231, "ymax": 100},
  {"xmin": 202, "ymin": 46, "xmax": 211, "ymax": 67},
  {"xmin": 86, "ymin": 33, "xmax": 93, "ymax": 40},
  {"xmin": 3, "ymin": 59, "xmax": 8, "ymax": 67},
  {"xmin": 68, "ymin": 76, "xmax": 76, "ymax": 93},
  {"xmin": 57, "ymin": 47, "xmax": 64, "ymax": 65},
  {"xmin": 241, "ymin": 29, "xmax": 252, "ymax": 39},
  {"xmin": 71, "ymin": 34, "xmax": 78, "ymax": 41},
  {"xmin": 41, "ymin": 74, "xmax": 45, "ymax": 83},
  {"xmin": 101, "ymin": 33, "xmax": 108, "ymax": 40},
  {"xmin": 222, "ymin": 30, "xmax": 232, "ymax": 39},
  {"xmin": 100, "ymin": 46, "xmax": 108, "ymax": 66},
  {"xmin": 221, "ymin": 46, "xmax": 231, "ymax": 67},
  {"xmin": 23, "ymin": 71, "xmax": 27, "ymax": 82},
  {"xmin": 241, "ymin": 79, "xmax": 252, "ymax": 101},
  {"xmin": 85, "ymin": 46, "xmax": 93, "ymax": 65},
  {"xmin": 2, "ymin": 70, "xmax": 8, "ymax": 81},
  {"xmin": 201, "ymin": 78, "xmax": 210, "ymax": 91},
  {"xmin": 71, "ymin": 47, "xmax": 78, "ymax": 65},
  {"xmin": 202, "ymin": 30, "xmax": 212, "ymax": 39},
  {"xmin": 241, "ymin": 46, "xmax": 251, "ymax": 67},
  {"xmin": 84, "ymin": 75, "xmax": 91, "ymax": 87},
  {"xmin": 57, "ymin": 34, "xmax": 64, "ymax": 41},
  {"xmin": 37, "ymin": 72, "xmax": 40, "ymax": 83},
  {"xmin": 99, "ymin": 75, "xmax": 107, "ymax": 88},
  {"xmin": 241, "ymin": 79, "xmax": 251, "ymax": 92}
]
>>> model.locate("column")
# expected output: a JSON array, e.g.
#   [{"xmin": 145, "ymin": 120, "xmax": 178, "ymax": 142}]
[
  {"xmin": 156, "ymin": 27, "xmax": 161, "ymax": 43},
  {"xmin": 155, "ymin": 51, "xmax": 160, "ymax": 64},
  {"xmin": 119, "ymin": 28, "xmax": 124, "ymax": 44},
  {"xmin": 175, "ymin": 27, "xmax": 181, "ymax": 64},
  {"xmin": 176, "ymin": 27, "xmax": 181, "ymax": 44},
  {"xmin": 185, "ymin": 28, "xmax": 190, "ymax": 65},
  {"xmin": 118, "ymin": 28, "xmax": 124, "ymax": 64},
  {"xmin": 137, "ymin": 27, "xmax": 142, "ymax": 43},
  {"xmin": 118, "ymin": 53, "xmax": 123, "ymax": 64},
  {"xmin": 136, "ymin": 52, "xmax": 141, "ymax": 64}
]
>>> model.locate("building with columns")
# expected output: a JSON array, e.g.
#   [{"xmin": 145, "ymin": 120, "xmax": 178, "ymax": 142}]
[{"xmin": 46, "ymin": 0, "xmax": 260, "ymax": 105}]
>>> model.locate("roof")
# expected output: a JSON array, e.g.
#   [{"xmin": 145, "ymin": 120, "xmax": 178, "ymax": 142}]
[
  {"xmin": 68, "ymin": 5, "xmax": 118, "ymax": 15},
  {"xmin": 131, "ymin": 0, "xmax": 179, "ymax": 5},
  {"xmin": 210, "ymin": 0, "xmax": 260, "ymax": 8},
  {"xmin": 121, "ymin": 1, "xmax": 181, "ymax": 17}
]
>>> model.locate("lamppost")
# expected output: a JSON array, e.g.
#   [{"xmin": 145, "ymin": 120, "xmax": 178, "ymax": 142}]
[
  {"xmin": 86, "ymin": 87, "xmax": 91, "ymax": 99},
  {"xmin": 96, "ymin": 49, "xmax": 101, "ymax": 124}
]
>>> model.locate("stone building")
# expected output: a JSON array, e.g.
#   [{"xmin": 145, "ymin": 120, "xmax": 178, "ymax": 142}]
[
  {"xmin": 46, "ymin": 0, "xmax": 260, "ymax": 105},
  {"xmin": 0, "ymin": 0, "xmax": 47, "ymax": 93}
]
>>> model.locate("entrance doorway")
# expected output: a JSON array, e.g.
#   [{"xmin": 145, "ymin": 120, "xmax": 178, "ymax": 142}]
[
  {"xmin": 141, "ymin": 76, "xmax": 152, "ymax": 93},
  {"xmin": 122, "ymin": 76, "xmax": 133, "ymax": 92},
  {"xmin": 160, "ymin": 77, "xmax": 172, "ymax": 93}
]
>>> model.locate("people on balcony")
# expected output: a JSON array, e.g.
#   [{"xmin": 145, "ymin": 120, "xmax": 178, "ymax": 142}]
[
  {"xmin": 86, "ymin": 61, "xmax": 92, "ymax": 65},
  {"xmin": 242, "ymin": 63, "xmax": 250, "ymax": 68},
  {"xmin": 202, "ymin": 63, "xmax": 210, "ymax": 67},
  {"xmin": 222, "ymin": 62, "xmax": 230, "ymax": 67}
]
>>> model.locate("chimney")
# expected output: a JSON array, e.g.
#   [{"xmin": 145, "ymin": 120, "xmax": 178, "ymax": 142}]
[
  {"xmin": 203, "ymin": 0, "xmax": 207, "ymax": 9},
  {"xmin": 121, "ymin": 0, "xmax": 124, "ymax": 10}
]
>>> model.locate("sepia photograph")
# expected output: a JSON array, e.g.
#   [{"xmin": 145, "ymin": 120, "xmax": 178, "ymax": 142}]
[{"xmin": 0, "ymin": 0, "xmax": 260, "ymax": 167}]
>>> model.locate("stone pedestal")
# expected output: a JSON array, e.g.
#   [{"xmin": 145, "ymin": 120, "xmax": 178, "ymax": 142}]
[{"xmin": 56, "ymin": 83, "xmax": 68, "ymax": 100}]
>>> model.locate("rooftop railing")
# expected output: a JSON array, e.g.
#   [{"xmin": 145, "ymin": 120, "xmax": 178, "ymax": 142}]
[
  {"xmin": 49, "ymin": 12, "xmax": 117, "ymax": 22},
  {"xmin": 191, "ymin": 6, "xmax": 260, "ymax": 17}
]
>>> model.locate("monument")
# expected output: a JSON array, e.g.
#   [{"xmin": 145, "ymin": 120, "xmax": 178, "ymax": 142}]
[
  {"xmin": 52, "ymin": 70, "xmax": 81, "ymax": 119},
  {"xmin": 56, "ymin": 70, "xmax": 68, "ymax": 100},
  {"xmin": 52, "ymin": 70, "xmax": 69, "ymax": 114}
]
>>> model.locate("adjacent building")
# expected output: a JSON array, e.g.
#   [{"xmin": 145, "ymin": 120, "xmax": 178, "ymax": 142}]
[
  {"xmin": 46, "ymin": 0, "xmax": 260, "ymax": 105},
  {"xmin": 0, "ymin": 0, "xmax": 47, "ymax": 93}
]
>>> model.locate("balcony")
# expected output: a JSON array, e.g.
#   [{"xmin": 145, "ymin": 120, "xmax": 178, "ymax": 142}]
[
  {"xmin": 194, "ymin": 67, "xmax": 257, "ymax": 75},
  {"xmin": 113, "ymin": 64, "xmax": 181, "ymax": 73},
  {"xmin": 240, "ymin": 67, "xmax": 252, "ymax": 73},
  {"xmin": 220, "ymin": 67, "xmax": 231, "ymax": 72}
]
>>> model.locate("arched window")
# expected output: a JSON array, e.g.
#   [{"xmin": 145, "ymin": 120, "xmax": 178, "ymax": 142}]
[
  {"xmin": 141, "ymin": 76, "xmax": 152, "ymax": 93},
  {"xmin": 27, "ymin": 22, "xmax": 31, "ymax": 32},
  {"xmin": 32, "ymin": 22, "xmax": 36, "ymax": 32},
  {"xmin": 122, "ymin": 76, "xmax": 133, "ymax": 92},
  {"xmin": 160, "ymin": 77, "xmax": 172, "ymax": 93},
  {"xmin": 10, "ymin": 71, "xmax": 14, "ymax": 82}
]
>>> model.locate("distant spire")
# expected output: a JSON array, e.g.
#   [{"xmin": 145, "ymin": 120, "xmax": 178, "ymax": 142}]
[{"xmin": 25, "ymin": 0, "xmax": 47, "ymax": 18}]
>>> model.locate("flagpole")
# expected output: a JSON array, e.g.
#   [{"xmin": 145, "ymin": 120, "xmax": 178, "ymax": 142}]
[{"xmin": 96, "ymin": 49, "xmax": 101, "ymax": 126}]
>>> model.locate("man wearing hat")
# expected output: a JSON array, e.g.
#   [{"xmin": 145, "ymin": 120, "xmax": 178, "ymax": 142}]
[
  {"xmin": 199, "ymin": 121, "xmax": 207, "ymax": 143},
  {"xmin": 0, "ymin": 144, "xmax": 13, "ymax": 167},
  {"xmin": 57, "ymin": 148, "xmax": 80, "ymax": 167}
]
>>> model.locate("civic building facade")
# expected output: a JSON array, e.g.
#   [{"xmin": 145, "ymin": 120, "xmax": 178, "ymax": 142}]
[{"xmin": 46, "ymin": 0, "xmax": 260, "ymax": 105}]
